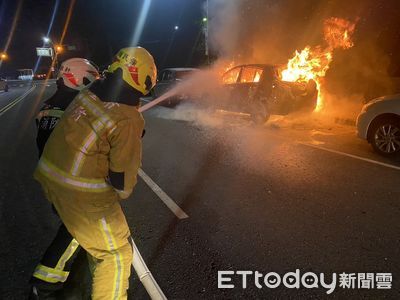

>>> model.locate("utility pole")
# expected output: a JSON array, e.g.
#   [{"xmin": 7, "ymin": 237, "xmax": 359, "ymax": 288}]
[{"xmin": 204, "ymin": 0, "xmax": 209, "ymax": 64}]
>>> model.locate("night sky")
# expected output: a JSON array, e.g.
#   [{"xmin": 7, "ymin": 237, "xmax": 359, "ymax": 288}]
[
  {"xmin": 0, "ymin": 0, "xmax": 204, "ymax": 77},
  {"xmin": 0, "ymin": 0, "xmax": 399, "ymax": 88}
]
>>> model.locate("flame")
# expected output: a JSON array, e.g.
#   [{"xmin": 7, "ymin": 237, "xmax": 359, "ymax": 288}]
[
  {"xmin": 222, "ymin": 61, "xmax": 236, "ymax": 74},
  {"xmin": 281, "ymin": 17, "xmax": 356, "ymax": 111},
  {"xmin": 281, "ymin": 47, "xmax": 332, "ymax": 82},
  {"xmin": 324, "ymin": 17, "xmax": 356, "ymax": 50},
  {"xmin": 254, "ymin": 70, "xmax": 261, "ymax": 82}
]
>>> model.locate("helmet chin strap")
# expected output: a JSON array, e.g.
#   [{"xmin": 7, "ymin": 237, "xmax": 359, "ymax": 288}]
[{"xmin": 89, "ymin": 70, "xmax": 143, "ymax": 107}]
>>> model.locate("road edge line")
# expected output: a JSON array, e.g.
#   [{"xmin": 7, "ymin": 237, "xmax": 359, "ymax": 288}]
[{"xmin": 138, "ymin": 168, "xmax": 189, "ymax": 219}]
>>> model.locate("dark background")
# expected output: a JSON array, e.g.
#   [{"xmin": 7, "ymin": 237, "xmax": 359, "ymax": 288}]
[
  {"xmin": 0, "ymin": 0, "xmax": 205, "ymax": 77},
  {"xmin": 0, "ymin": 0, "xmax": 399, "ymax": 98}
]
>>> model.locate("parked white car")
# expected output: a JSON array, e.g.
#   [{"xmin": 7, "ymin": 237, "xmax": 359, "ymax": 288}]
[{"xmin": 357, "ymin": 94, "xmax": 400, "ymax": 156}]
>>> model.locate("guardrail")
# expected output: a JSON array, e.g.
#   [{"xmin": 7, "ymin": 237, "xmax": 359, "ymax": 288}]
[{"xmin": 5, "ymin": 79, "xmax": 56, "ymax": 88}]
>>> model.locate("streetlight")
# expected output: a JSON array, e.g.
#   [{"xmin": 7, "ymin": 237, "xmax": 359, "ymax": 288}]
[
  {"xmin": 55, "ymin": 45, "xmax": 63, "ymax": 54},
  {"xmin": 0, "ymin": 53, "xmax": 8, "ymax": 60},
  {"xmin": 41, "ymin": 37, "xmax": 59, "ymax": 76},
  {"xmin": 204, "ymin": 0, "xmax": 209, "ymax": 64},
  {"xmin": 174, "ymin": 25, "xmax": 179, "ymax": 30}
]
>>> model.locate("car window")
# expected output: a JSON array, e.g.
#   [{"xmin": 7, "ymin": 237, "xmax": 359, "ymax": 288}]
[
  {"xmin": 222, "ymin": 67, "xmax": 241, "ymax": 84},
  {"xmin": 158, "ymin": 71, "xmax": 165, "ymax": 81},
  {"xmin": 175, "ymin": 71, "xmax": 193, "ymax": 80},
  {"xmin": 164, "ymin": 71, "xmax": 174, "ymax": 81},
  {"xmin": 240, "ymin": 67, "xmax": 263, "ymax": 83},
  {"xmin": 159, "ymin": 70, "xmax": 173, "ymax": 81}
]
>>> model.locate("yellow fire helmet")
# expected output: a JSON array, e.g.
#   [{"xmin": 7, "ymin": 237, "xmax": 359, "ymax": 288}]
[{"xmin": 108, "ymin": 47, "xmax": 157, "ymax": 95}]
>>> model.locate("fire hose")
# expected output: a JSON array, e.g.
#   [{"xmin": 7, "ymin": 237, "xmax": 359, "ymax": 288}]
[
  {"xmin": 131, "ymin": 238, "xmax": 167, "ymax": 300},
  {"xmin": 132, "ymin": 96, "xmax": 170, "ymax": 300},
  {"xmin": 131, "ymin": 93, "xmax": 179, "ymax": 299}
]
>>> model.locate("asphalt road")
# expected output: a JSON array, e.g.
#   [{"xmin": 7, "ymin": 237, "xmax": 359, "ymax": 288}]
[{"xmin": 0, "ymin": 82, "xmax": 399, "ymax": 299}]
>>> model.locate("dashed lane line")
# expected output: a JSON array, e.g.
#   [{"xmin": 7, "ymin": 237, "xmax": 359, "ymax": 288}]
[{"xmin": 138, "ymin": 168, "xmax": 189, "ymax": 219}]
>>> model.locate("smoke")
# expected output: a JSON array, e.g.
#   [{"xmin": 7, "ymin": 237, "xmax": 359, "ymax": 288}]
[
  {"xmin": 142, "ymin": 1, "xmax": 400, "ymax": 181},
  {"xmin": 206, "ymin": 0, "xmax": 400, "ymax": 104},
  {"xmin": 149, "ymin": 0, "xmax": 399, "ymax": 126}
]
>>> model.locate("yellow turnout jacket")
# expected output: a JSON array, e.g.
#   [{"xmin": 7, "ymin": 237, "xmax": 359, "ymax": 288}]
[{"xmin": 34, "ymin": 89, "xmax": 144, "ymax": 208}]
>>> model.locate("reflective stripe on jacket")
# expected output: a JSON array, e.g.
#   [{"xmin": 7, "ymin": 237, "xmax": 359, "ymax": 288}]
[{"xmin": 34, "ymin": 89, "xmax": 145, "ymax": 202}]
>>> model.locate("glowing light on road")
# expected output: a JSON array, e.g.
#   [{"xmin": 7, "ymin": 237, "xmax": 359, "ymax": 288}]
[{"xmin": 131, "ymin": 0, "xmax": 152, "ymax": 46}]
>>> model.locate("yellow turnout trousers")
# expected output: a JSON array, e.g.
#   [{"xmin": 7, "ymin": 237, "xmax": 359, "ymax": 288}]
[{"xmin": 44, "ymin": 183, "xmax": 132, "ymax": 300}]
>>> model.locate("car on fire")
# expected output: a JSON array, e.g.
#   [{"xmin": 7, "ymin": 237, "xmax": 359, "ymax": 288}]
[
  {"xmin": 357, "ymin": 94, "xmax": 400, "ymax": 156},
  {"xmin": 216, "ymin": 64, "xmax": 318, "ymax": 123},
  {"xmin": 0, "ymin": 78, "xmax": 8, "ymax": 92},
  {"xmin": 152, "ymin": 67, "xmax": 198, "ymax": 106}
]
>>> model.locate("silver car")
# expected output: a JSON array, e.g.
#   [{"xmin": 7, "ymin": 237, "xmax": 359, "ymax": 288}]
[
  {"xmin": 357, "ymin": 94, "xmax": 400, "ymax": 156},
  {"xmin": 152, "ymin": 68, "xmax": 198, "ymax": 106}
]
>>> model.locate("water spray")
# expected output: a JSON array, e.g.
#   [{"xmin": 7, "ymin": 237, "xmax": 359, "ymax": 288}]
[{"xmin": 139, "ymin": 87, "xmax": 182, "ymax": 113}]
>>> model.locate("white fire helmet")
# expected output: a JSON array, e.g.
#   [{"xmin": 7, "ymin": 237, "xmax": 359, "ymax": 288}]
[{"xmin": 58, "ymin": 58, "xmax": 99, "ymax": 90}]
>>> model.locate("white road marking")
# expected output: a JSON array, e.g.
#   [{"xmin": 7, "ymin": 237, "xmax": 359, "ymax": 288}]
[
  {"xmin": 138, "ymin": 168, "xmax": 189, "ymax": 219},
  {"xmin": 299, "ymin": 142, "xmax": 400, "ymax": 171},
  {"xmin": 0, "ymin": 85, "xmax": 36, "ymax": 116}
]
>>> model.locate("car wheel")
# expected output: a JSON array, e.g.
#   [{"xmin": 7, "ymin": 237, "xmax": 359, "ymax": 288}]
[
  {"xmin": 305, "ymin": 80, "xmax": 317, "ymax": 110},
  {"xmin": 251, "ymin": 102, "xmax": 270, "ymax": 125},
  {"xmin": 369, "ymin": 116, "xmax": 400, "ymax": 156}
]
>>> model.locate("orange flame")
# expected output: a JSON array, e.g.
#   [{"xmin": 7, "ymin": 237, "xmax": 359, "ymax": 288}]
[
  {"xmin": 324, "ymin": 17, "xmax": 356, "ymax": 50},
  {"xmin": 281, "ymin": 17, "xmax": 356, "ymax": 111}
]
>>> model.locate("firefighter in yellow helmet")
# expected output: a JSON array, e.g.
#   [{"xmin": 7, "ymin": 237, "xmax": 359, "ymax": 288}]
[{"xmin": 33, "ymin": 47, "xmax": 157, "ymax": 299}]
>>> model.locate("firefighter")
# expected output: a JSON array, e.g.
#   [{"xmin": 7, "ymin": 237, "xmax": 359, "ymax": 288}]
[
  {"xmin": 33, "ymin": 47, "xmax": 157, "ymax": 299},
  {"xmin": 36, "ymin": 58, "xmax": 99, "ymax": 156},
  {"xmin": 30, "ymin": 58, "xmax": 99, "ymax": 299}
]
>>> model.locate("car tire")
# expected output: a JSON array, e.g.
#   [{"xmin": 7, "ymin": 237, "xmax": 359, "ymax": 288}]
[
  {"xmin": 305, "ymin": 80, "xmax": 318, "ymax": 110},
  {"xmin": 369, "ymin": 116, "xmax": 400, "ymax": 156},
  {"xmin": 251, "ymin": 102, "xmax": 270, "ymax": 125}
]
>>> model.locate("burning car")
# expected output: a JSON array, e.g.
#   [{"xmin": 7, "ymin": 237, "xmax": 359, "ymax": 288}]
[{"xmin": 217, "ymin": 64, "xmax": 318, "ymax": 123}]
